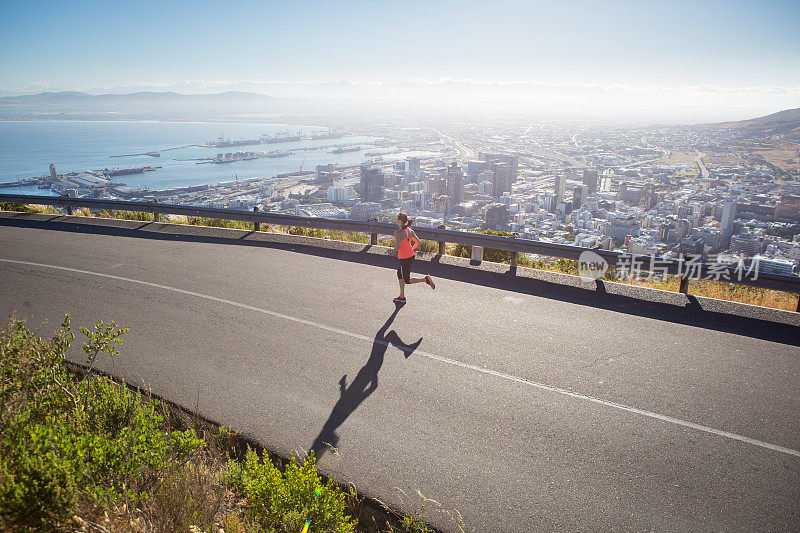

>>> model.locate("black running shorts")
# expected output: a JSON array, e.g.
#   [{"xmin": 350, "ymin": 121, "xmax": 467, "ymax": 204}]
[{"xmin": 397, "ymin": 256, "xmax": 414, "ymax": 283}]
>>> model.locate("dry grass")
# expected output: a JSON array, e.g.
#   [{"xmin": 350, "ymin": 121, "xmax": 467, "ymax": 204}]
[
  {"xmin": 614, "ymin": 275, "xmax": 799, "ymax": 312},
  {"xmin": 72, "ymin": 449, "xmax": 234, "ymax": 533},
  {"xmin": 660, "ymin": 150, "xmax": 700, "ymax": 165},
  {"xmin": 753, "ymin": 145, "xmax": 800, "ymax": 172}
]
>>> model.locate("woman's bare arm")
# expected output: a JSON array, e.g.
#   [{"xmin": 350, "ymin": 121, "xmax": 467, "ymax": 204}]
[{"xmin": 392, "ymin": 229, "xmax": 402, "ymax": 252}]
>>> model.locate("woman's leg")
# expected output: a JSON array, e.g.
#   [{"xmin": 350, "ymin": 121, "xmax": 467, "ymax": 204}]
[
  {"xmin": 403, "ymin": 258, "xmax": 425, "ymax": 285},
  {"xmin": 397, "ymin": 262, "xmax": 406, "ymax": 297}
]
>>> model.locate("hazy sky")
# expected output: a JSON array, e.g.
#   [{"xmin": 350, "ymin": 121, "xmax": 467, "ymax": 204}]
[{"xmin": 1, "ymin": 0, "xmax": 798, "ymax": 120}]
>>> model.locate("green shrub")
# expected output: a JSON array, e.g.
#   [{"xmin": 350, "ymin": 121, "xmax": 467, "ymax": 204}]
[
  {"xmin": 0, "ymin": 316, "xmax": 205, "ymax": 530},
  {"xmin": 98, "ymin": 209, "xmax": 154, "ymax": 222},
  {"xmin": 188, "ymin": 216, "xmax": 253, "ymax": 230},
  {"xmin": 0, "ymin": 202, "xmax": 28, "ymax": 212},
  {"xmin": 526, "ymin": 257, "xmax": 579, "ymax": 275},
  {"xmin": 416, "ymin": 239, "xmax": 438, "ymax": 254},
  {"xmin": 453, "ymin": 229, "xmax": 516, "ymax": 263},
  {"xmin": 226, "ymin": 448, "xmax": 356, "ymax": 533},
  {"xmin": 0, "ymin": 422, "xmax": 78, "ymax": 530}
]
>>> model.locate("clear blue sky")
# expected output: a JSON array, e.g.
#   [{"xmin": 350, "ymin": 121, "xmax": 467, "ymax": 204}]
[{"xmin": 1, "ymin": 0, "xmax": 799, "ymax": 93}]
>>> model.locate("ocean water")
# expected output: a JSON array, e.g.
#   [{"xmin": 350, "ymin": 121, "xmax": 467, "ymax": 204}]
[{"xmin": 0, "ymin": 121, "xmax": 435, "ymax": 196}]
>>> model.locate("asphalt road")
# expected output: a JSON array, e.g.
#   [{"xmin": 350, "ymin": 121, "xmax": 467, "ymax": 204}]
[{"xmin": 1, "ymin": 213, "xmax": 799, "ymax": 532}]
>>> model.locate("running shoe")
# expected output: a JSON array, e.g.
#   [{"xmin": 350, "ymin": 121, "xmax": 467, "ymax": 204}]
[
  {"xmin": 425, "ymin": 275, "xmax": 436, "ymax": 290},
  {"xmin": 393, "ymin": 296, "xmax": 406, "ymax": 303}
]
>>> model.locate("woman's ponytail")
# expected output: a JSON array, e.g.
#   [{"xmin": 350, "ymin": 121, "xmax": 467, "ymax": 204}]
[{"xmin": 398, "ymin": 211, "xmax": 413, "ymax": 229}]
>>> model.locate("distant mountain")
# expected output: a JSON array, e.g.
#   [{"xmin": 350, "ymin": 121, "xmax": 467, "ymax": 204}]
[
  {"xmin": 0, "ymin": 91, "xmax": 288, "ymax": 121},
  {"xmin": 715, "ymin": 107, "xmax": 800, "ymax": 137}
]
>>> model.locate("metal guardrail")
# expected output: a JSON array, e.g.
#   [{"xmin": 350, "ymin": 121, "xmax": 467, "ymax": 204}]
[{"xmin": 2, "ymin": 193, "xmax": 799, "ymax": 308}]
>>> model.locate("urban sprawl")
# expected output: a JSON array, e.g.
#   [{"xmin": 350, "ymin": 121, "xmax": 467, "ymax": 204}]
[{"xmin": 26, "ymin": 123, "xmax": 800, "ymax": 277}]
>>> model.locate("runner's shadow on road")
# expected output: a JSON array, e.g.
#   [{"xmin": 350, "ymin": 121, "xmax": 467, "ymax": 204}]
[{"xmin": 310, "ymin": 303, "xmax": 421, "ymax": 458}]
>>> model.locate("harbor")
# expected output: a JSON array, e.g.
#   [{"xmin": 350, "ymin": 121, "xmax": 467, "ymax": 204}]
[
  {"xmin": 202, "ymin": 130, "xmax": 343, "ymax": 148},
  {"xmin": 0, "ymin": 121, "xmax": 441, "ymax": 211}
]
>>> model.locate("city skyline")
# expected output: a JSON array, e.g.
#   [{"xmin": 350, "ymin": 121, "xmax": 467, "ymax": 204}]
[{"xmin": 2, "ymin": 1, "xmax": 799, "ymax": 121}]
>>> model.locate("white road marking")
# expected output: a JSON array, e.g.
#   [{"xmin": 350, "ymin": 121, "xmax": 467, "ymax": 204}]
[{"xmin": 3, "ymin": 257, "xmax": 799, "ymax": 459}]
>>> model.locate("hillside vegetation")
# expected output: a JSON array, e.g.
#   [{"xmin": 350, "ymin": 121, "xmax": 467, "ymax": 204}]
[{"xmin": 0, "ymin": 315, "xmax": 436, "ymax": 532}]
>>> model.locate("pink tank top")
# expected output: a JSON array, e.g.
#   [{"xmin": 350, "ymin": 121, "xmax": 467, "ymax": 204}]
[{"xmin": 398, "ymin": 228, "xmax": 416, "ymax": 259}]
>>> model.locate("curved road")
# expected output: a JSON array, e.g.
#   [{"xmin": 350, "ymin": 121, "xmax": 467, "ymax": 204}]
[{"xmin": 1, "ymin": 213, "xmax": 799, "ymax": 532}]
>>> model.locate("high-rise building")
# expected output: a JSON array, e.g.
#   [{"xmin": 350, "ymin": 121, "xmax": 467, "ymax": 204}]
[
  {"xmin": 678, "ymin": 236, "xmax": 705, "ymax": 259},
  {"xmin": 553, "ymin": 174, "xmax": 566, "ymax": 209},
  {"xmin": 447, "ymin": 162, "xmax": 464, "ymax": 205},
  {"xmin": 315, "ymin": 163, "xmax": 336, "ymax": 182},
  {"xmin": 327, "ymin": 183, "xmax": 357, "ymax": 203},
  {"xmin": 720, "ymin": 196, "xmax": 737, "ymax": 246},
  {"xmin": 427, "ymin": 176, "xmax": 447, "ymax": 197},
  {"xmin": 492, "ymin": 162, "xmax": 511, "ymax": 197},
  {"xmin": 573, "ymin": 184, "xmax": 588, "ymax": 209},
  {"xmin": 692, "ymin": 227, "xmax": 721, "ymax": 251},
  {"xmin": 730, "ymin": 233, "xmax": 761, "ymax": 256},
  {"xmin": 543, "ymin": 193, "xmax": 556, "ymax": 213},
  {"xmin": 406, "ymin": 156, "xmax": 421, "ymax": 177},
  {"xmin": 478, "ymin": 181, "xmax": 493, "ymax": 195},
  {"xmin": 49, "ymin": 163, "xmax": 57, "ymax": 178},
  {"xmin": 360, "ymin": 164, "xmax": 385, "ymax": 203},
  {"xmin": 350, "ymin": 202, "xmax": 382, "ymax": 220},
  {"xmin": 485, "ymin": 203, "xmax": 509, "ymax": 230},
  {"xmin": 434, "ymin": 195, "xmax": 451, "ymax": 214},
  {"xmin": 659, "ymin": 222, "xmax": 675, "ymax": 243},
  {"xmin": 605, "ymin": 214, "xmax": 640, "ymax": 244},
  {"xmin": 467, "ymin": 160, "xmax": 490, "ymax": 181},
  {"xmin": 479, "ymin": 152, "xmax": 519, "ymax": 183},
  {"xmin": 583, "ymin": 170, "xmax": 598, "ymax": 195},
  {"xmin": 501, "ymin": 154, "xmax": 519, "ymax": 183}
]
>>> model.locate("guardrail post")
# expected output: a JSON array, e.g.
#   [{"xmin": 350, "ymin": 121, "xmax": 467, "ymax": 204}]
[
  {"xmin": 368, "ymin": 218, "xmax": 378, "ymax": 245},
  {"xmin": 150, "ymin": 199, "xmax": 161, "ymax": 223},
  {"xmin": 66, "ymin": 205, "xmax": 73, "ymax": 216},
  {"xmin": 253, "ymin": 206, "xmax": 260, "ymax": 231},
  {"xmin": 796, "ymin": 294, "xmax": 800, "ymax": 313},
  {"xmin": 511, "ymin": 232, "xmax": 519, "ymax": 266},
  {"xmin": 679, "ymin": 276, "xmax": 690, "ymax": 295},
  {"xmin": 471, "ymin": 245, "xmax": 483, "ymax": 263},
  {"xmin": 437, "ymin": 224, "xmax": 446, "ymax": 255}
]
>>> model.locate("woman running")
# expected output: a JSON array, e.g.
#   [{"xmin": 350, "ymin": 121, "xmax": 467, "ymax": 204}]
[{"xmin": 393, "ymin": 212, "xmax": 435, "ymax": 303}]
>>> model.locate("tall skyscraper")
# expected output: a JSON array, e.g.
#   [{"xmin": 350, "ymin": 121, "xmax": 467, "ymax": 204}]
[
  {"xmin": 406, "ymin": 156, "xmax": 421, "ymax": 177},
  {"xmin": 721, "ymin": 196, "xmax": 737, "ymax": 246},
  {"xmin": 492, "ymin": 162, "xmax": 511, "ymax": 197},
  {"xmin": 49, "ymin": 163, "xmax": 57, "ymax": 178},
  {"xmin": 360, "ymin": 164, "xmax": 385, "ymax": 203},
  {"xmin": 434, "ymin": 195, "xmax": 451, "ymax": 214},
  {"xmin": 583, "ymin": 170, "xmax": 598, "ymax": 195},
  {"xmin": 573, "ymin": 184, "xmax": 588, "ymax": 208},
  {"xmin": 479, "ymin": 152, "xmax": 519, "ymax": 183},
  {"xmin": 553, "ymin": 174, "xmax": 566, "ymax": 209},
  {"xmin": 447, "ymin": 162, "xmax": 464, "ymax": 206}
]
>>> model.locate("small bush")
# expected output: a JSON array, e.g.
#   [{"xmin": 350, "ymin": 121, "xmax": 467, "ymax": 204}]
[
  {"xmin": 226, "ymin": 448, "xmax": 356, "ymax": 533},
  {"xmin": 98, "ymin": 209, "xmax": 155, "ymax": 222},
  {"xmin": 187, "ymin": 216, "xmax": 253, "ymax": 230},
  {"xmin": 416, "ymin": 239, "xmax": 438, "ymax": 254},
  {"xmin": 0, "ymin": 202, "xmax": 28, "ymax": 212}
]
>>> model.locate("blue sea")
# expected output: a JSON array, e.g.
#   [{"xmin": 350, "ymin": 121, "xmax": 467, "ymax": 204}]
[{"xmin": 0, "ymin": 121, "xmax": 435, "ymax": 196}]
